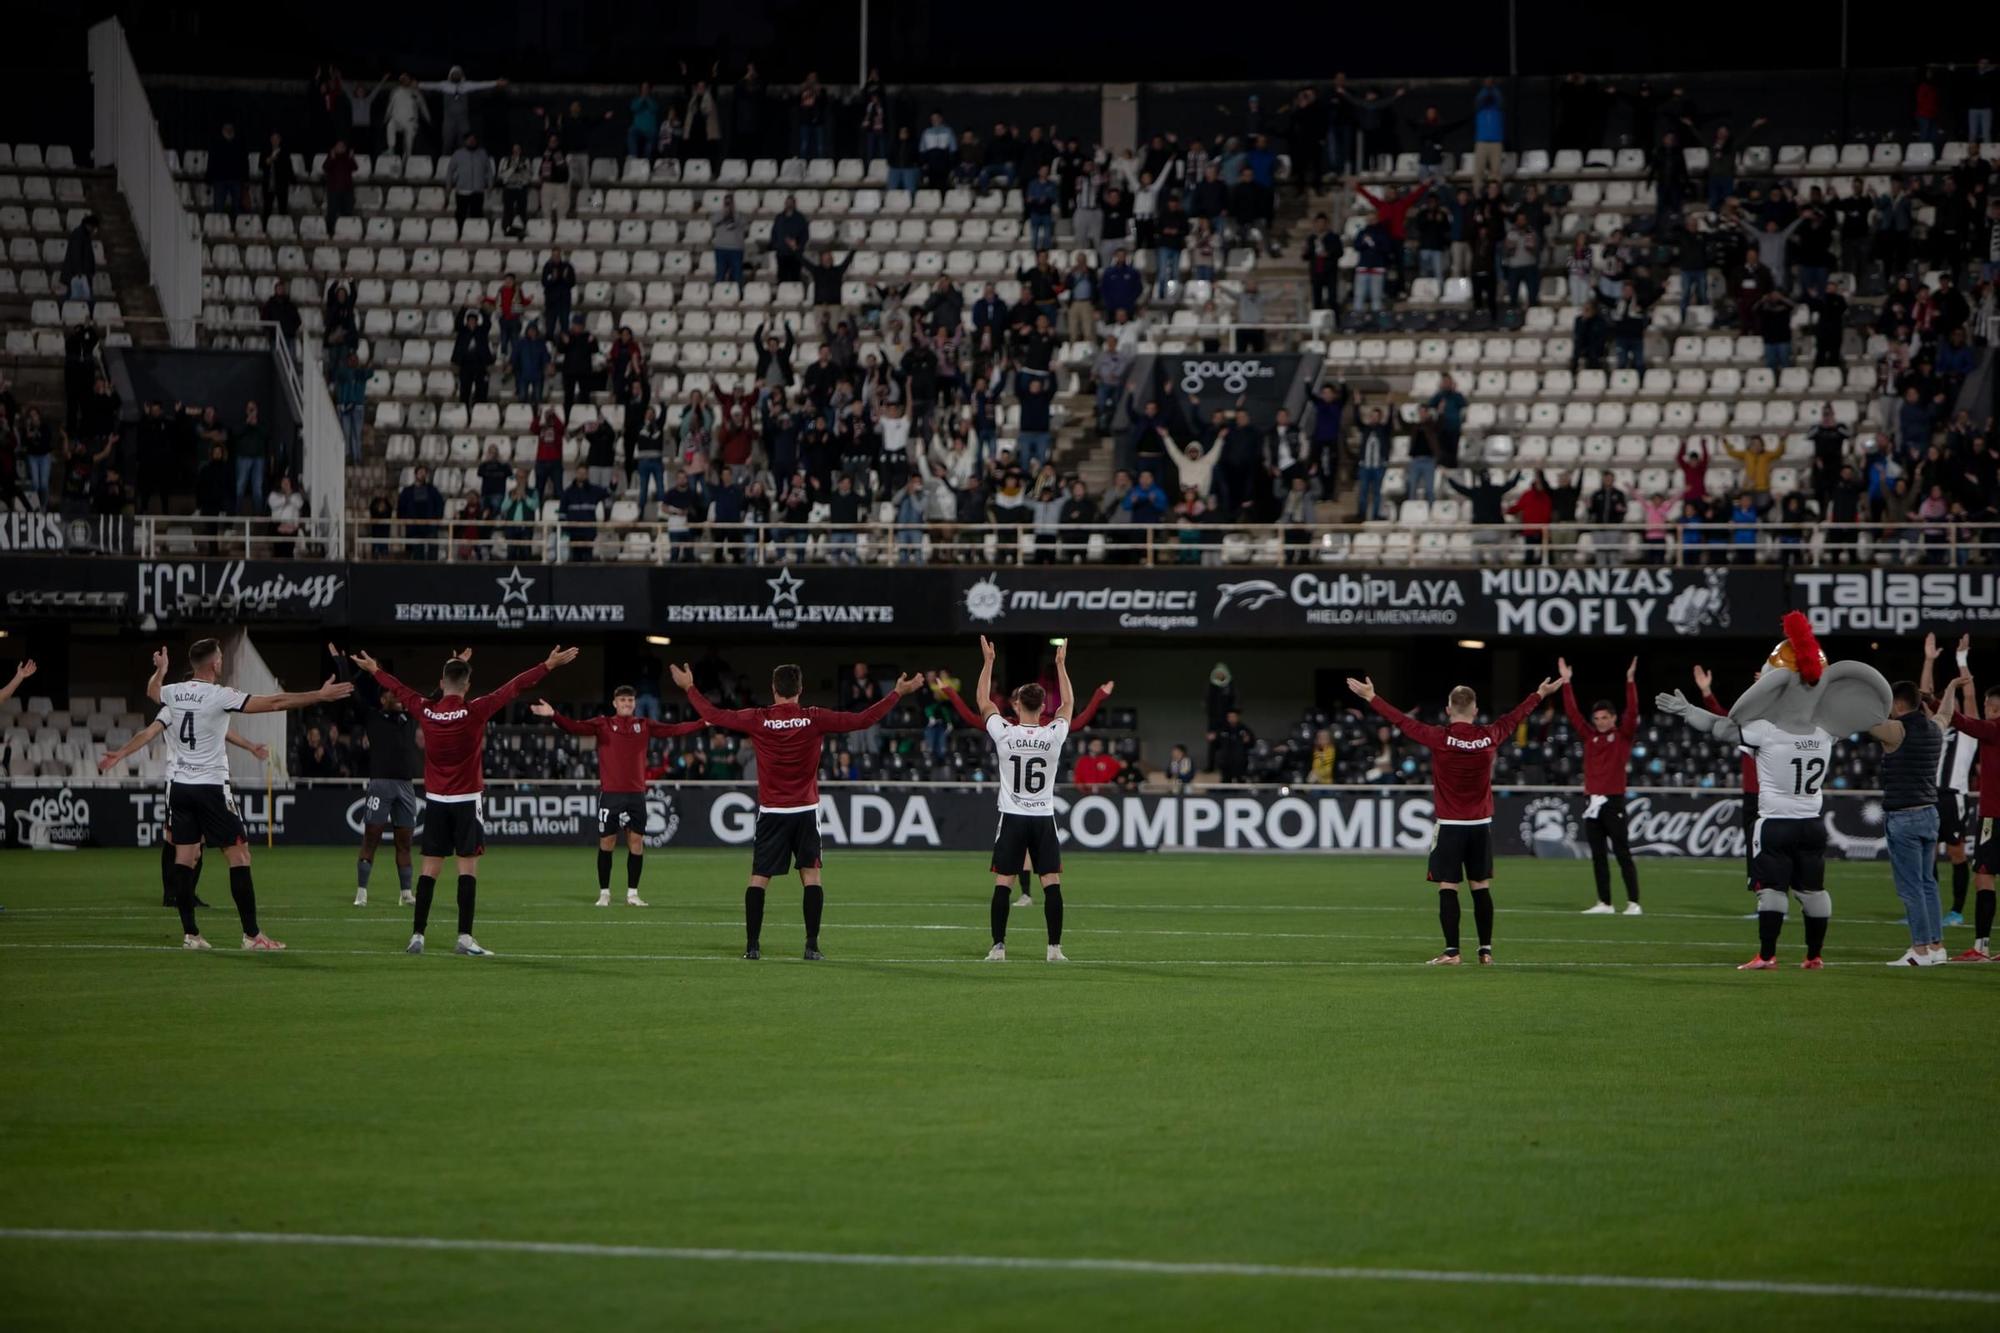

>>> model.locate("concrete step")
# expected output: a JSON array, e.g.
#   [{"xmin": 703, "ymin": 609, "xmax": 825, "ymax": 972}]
[{"xmin": 82, "ymin": 171, "xmax": 171, "ymax": 348}]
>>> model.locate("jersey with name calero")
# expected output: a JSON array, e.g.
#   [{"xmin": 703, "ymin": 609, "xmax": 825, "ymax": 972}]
[
  {"xmin": 372, "ymin": 663, "xmax": 549, "ymax": 802},
  {"xmin": 1950, "ymin": 711, "xmax": 2000, "ymax": 817},
  {"xmin": 686, "ymin": 686, "xmax": 901, "ymax": 812},
  {"xmin": 549, "ymin": 711, "xmax": 706, "ymax": 792},
  {"xmin": 1561, "ymin": 679, "xmax": 1637, "ymax": 796},
  {"xmin": 1370, "ymin": 691, "xmax": 1540, "ymax": 823}
]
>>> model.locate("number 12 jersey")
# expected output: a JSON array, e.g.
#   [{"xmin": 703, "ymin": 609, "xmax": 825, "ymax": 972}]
[
  {"xmin": 986, "ymin": 715, "xmax": 1070, "ymax": 817},
  {"xmin": 1740, "ymin": 720, "xmax": 1835, "ymax": 820}
]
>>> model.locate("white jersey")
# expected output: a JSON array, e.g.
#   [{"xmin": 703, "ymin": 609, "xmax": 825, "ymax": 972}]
[
  {"xmin": 157, "ymin": 679, "xmax": 248, "ymax": 786},
  {"xmin": 1740, "ymin": 719, "xmax": 1835, "ymax": 820},
  {"xmin": 1937, "ymin": 715, "xmax": 1977, "ymax": 792},
  {"xmin": 986, "ymin": 714, "xmax": 1069, "ymax": 817}
]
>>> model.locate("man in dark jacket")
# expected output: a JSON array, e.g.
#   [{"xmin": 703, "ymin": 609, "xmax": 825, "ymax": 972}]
[
  {"xmin": 557, "ymin": 317, "xmax": 595, "ymax": 418},
  {"xmin": 1302, "ymin": 213, "xmax": 1343, "ymax": 311},
  {"xmin": 769, "ymin": 195, "xmax": 811, "ymax": 283},
  {"xmin": 540, "ymin": 250, "xmax": 577, "ymax": 332},
  {"xmin": 60, "ymin": 214, "xmax": 100, "ymax": 304},
  {"xmin": 559, "ymin": 471, "xmax": 609, "ymax": 561},
  {"xmin": 396, "ymin": 464, "xmax": 446, "ymax": 559},
  {"xmin": 1449, "ymin": 468, "xmax": 1522, "ymax": 525}
]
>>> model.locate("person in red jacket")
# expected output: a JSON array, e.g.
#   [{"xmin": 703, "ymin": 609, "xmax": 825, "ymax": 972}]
[
  {"xmin": 1678, "ymin": 437, "xmax": 1711, "ymax": 503},
  {"xmin": 936, "ymin": 669, "xmax": 1113, "ymax": 905},
  {"xmin": 1354, "ymin": 178, "xmax": 1433, "ymax": 243},
  {"xmin": 1695, "ymin": 662, "xmax": 1759, "ymax": 893},
  {"xmin": 1507, "ymin": 473, "xmax": 1555, "ymax": 564},
  {"xmin": 530, "ymin": 686, "xmax": 705, "ymax": 908},
  {"xmin": 347, "ymin": 644, "xmax": 579, "ymax": 957},
  {"xmin": 1939, "ymin": 667, "xmax": 2000, "ymax": 961},
  {"xmin": 1349, "ymin": 671, "xmax": 1560, "ymax": 964},
  {"xmin": 1560, "ymin": 656, "xmax": 1642, "ymax": 915},
  {"xmin": 1072, "ymin": 737, "xmax": 1123, "ymax": 790},
  {"xmin": 672, "ymin": 660, "xmax": 923, "ymax": 960}
]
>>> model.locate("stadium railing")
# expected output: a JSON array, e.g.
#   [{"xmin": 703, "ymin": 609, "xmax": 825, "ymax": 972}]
[{"xmin": 94, "ymin": 516, "xmax": 2000, "ymax": 568}]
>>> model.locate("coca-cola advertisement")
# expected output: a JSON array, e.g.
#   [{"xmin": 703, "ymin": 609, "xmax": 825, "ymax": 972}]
[{"xmin": 1510, "ymin": 791, "xmax": 1889, "ymax": 861}]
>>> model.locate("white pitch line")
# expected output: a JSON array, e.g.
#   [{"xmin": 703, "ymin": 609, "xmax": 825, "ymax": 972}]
[
  {"xmin": 0, "ymin": 1227, "xmax": 1990, "ymax": 1305},
  {"xmin": 0, "ymin": 942, "xmax": 1890, "ymax": 969}
]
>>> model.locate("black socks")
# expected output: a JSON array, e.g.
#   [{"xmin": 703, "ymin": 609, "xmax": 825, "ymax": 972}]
[
  {"xmin": 414, "ymin": 875, "xmax": 437, "ymax": 934},
  {"xmin": 229, "ymin": 865, "xmax": 258, "ymax": 937},
  {"xmin": 1043, "ymin": 883, "xmax": 1064, "ymax": 946},
  {"xmin": 160, "ymin": 841, "xmax": 175, "ymax": 903},
  {"xmin": 1438, "ymin": 889, "xmax": 1461, "ymax": 953},
  {"xmin": 1757, "ymin": 910, "xmax": 1784, "ymax": 961},
  {"xmin": 627, "ymin": 853, "xmax": 644, "ymax": 890},
  {"xmin": 169, "ymin": 862, "xmax": 198, "ymax": 935},
  {"xmin": 1950, "ymin": 861, "xmax": 1969, "ymax": 912},
  {"xmin": 597, "ymin": 849, "xmax": 613, "ymax": 891},
  {"xmin": 804, "ymin": 884, "xmax": 824, "ymax": 947},
  {"xmin": 1470, "ymin": 887, "xmax": 1494, "ymax": 950},
  {"xmin": 991, "ymin": 885, "xmax": 1011, "ymax": 944},
  {"xmin": 357, "ymin": 856, "xmax": 374, "ymax": 889},
  {"xmin": 1803, "ymin": 912, "xmax": 1829, "ymax": 961},
  {"xmin": 1977, "ymin": 888, "xmax": 1997, "ymax": 942},
  {"xmin": 745, "ymin": 886, "xmax": 766, "ymax": 950},
  {"xmin": 457, "ymin": 874, "xmax": 477, "ymax": 935}
]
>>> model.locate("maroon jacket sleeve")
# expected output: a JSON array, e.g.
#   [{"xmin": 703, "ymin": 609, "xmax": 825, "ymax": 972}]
[
  {"xmin": 371, "ymin": 669, "xmax": 425, "ymax": 713},
  {"xmin": 1619, "ymin": 680, "xmax": 1639, "ymax": 739},
  {"xmin": 1700, "ymin": 691, "xmax": 1727, "ymax": 716},
  {"xmin": 809, "ymin": 690, "xmax": 901, "ymax": 735},
  {"xmin": 1369, "ymin": 694, "xmax": 1445, "ymax": 749},
  {"xmin": 646, "ymin": 718, "xmax": 709, "ymax": 738},
  {"xmin": 1558, "ymin": 681, "xmax": 1589, "ymax": 734},
  {"xmin": 940, "ymin": 686, "xmax": 982, "ymax": 728},
  {"xmin": 1071, "ymin": 686, "xmax": 1111, "ymax": 730},
  {"xmin": 546, "ymin": 711, "xmax": 596, "ymax": 736},
  {"xmin": 1488, "ymin": 691, "xmax": 1544, "ymax": 744},
  {"xmin": 685, "ymin": 686, "xmax": 763, "ymax": 733},
  {"xmin": 473, "ymin": 663, "xmax": 551, "ymax": 721},
  {"xmin": 1953, "ymin": 711, "xmax": 2000, "ymax": 742}
]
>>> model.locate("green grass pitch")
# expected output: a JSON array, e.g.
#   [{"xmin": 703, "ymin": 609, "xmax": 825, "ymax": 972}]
[{"xmin": 2, "ymin": 846, "xmax": 1995, "ymax": 1331}]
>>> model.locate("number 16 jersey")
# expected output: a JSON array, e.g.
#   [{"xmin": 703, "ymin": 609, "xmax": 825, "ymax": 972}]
[
  {"xmin": 986, "ymin": 715, "xmax": 1070, "ymax": 817},
  {"xmin": 1740, "ymin": 720, "xmax": 1835, "ymax": 820}
]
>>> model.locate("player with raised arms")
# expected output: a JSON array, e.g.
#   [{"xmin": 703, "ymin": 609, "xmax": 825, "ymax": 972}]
[
  {"xmin": 672, "ymin": 659, "xmax": 922, "ymax": 960},
  {"xmin": 974, "ymin": 634, "xmax": 1077, "ymax": 963},
  {"xmin": 1936, "ymin": 661, "xmax": 2000, "ymax": 961},
  {"xmin": 144, "ymin": 638, "xmax": 354, "ymax": 950},
  {"xmin": 343, "ymin": 644, "xmax": 580, "ymax": 956},
  {"xmin": 99, "ymin": 647, "xmax": 268, "ymax": 908},
  {"xmin": 1348, "ymin": 671, "xmax": 1560, "ymax": 965},
  {"xmin": 1560, "ymin": 656, "xmax": 1643, "ymax": 916},
  {"xmin": 328, "ymin": 643, "xmax": 427, "ymax": 909},
  {"xmin": 1921, "ymin": 634, "xmax": 1977, "ymax": 928},
  {"xmin": 528, "ymin": 686, "xmax": 705, "ymax": 907}
]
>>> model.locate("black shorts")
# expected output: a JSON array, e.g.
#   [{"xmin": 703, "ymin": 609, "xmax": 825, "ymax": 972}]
[
  {"xmin": 167, "ymin": 782, "xmax": 245, "ymax": 848},
  {"xmin": 1936, "ymin": 791, "xmax": 1969, "ymax": 845},
  {"xmin": 1976, "ymin": 818, "xmax": 2000, "ymax": 876},
  {"xmin": 1428, "ymin": 823, "xmax": 1494, "ymax": 884},
  {"xmin": 598, "ymin": 792, "xmax": 647, "ymax": 838},
  {"xmin": 752, "ymin": 810, "xmax": 822, "ymax": 878},
  {"xmin": 1751, "ymin": 816, "xmax": 1827, "ymax": 894},
  {"xmin": 421, "ymin": 798, "xmax": 486, "ymax": 859},
  {"xmin": 990, "ymin": 813, "xmax": 1061, "ymax": 878}
]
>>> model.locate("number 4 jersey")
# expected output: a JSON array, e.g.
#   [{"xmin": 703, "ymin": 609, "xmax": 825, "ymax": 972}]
[
  {"xmin": 987, "ymin": 715, "xmax": 1070, "ymax": 817},
  {"xmin": 1741, "ymin": 720, "xmax": 1834, "ymax": 820},
  {"xmin": 156, "ymin": 679, "xmax": 250, "ymax": 786}
]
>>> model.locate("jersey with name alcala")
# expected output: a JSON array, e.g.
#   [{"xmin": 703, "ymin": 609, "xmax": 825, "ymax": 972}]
[
  {"xmin": 157, "ymin": 679, "xmax": 249, "ymax": 786},
  {"xmin": 372, "ymin": 663, "xmax": 549, "ymax": 802},
  {"xmin": 685, "ymin": 686, "xmax": 901, "ymax": 812},
  {"xmin": 549, "ymin": 711, "xmax": 706, "ymax": 792},
  {"xmin": 1370, "ymin": 692, "xmax": 1540, "ymax": 823},
  {"xmin": 1739, "ymin": 720, "xmax": 1834, "ymax": 820},
  {"xmin": 986, "ymin": 715, "xmax": 1070, "ymax": 817}
]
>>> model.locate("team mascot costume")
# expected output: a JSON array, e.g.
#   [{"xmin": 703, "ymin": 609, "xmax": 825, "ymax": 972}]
[{"xmin": 1653, "ymin": 612, "xmax": 1892, "ymax": 964}]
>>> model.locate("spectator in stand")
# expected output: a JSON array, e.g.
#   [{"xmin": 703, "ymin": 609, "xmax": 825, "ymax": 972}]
[
  {"xmin": 557, "ymin": 317, "xmax": 596, "ymax": 419},
  {"xmin": 495, "ymin": 143, "xmax": 534, "ymax": 237},
  {"xmin": 1727, "ymin": 492, "xmax": 1761, "ymax": 563},
  {"xmin": 195, "ymin": 441, "xmax": 233, "ymax": 518},
  {"xmin": 230, "ymin": 400, "xmax": 272, "ymax": 516},
  {"xmin": 1074, "ymin": 737, "xmax": 1122, "ymax": 791},
  {"xmin": 537, "ymin": 135, "xmax": 571, "ymax": 224},
  {"xmin": 1825, "ymin": 464, "xmax": 1866, "ymax": 561},
  {"xmin": 257, "ymin": 131, "xmax": 294, "ymax": 221},
  {"xmin": 1611, "ymin": 282, "xmax": 1650, "ymax": 371},
  {"xmin": 1471, "ymin": 79, "xmax": 1505, "ymax": 191},
  {"xmin": 1502, "ymin": 214, "xmax": 1540, "ymax": 309},
  {"xmin": 1099, "ymin": 249, "xmax": 1142, "ymax": 321},
  {"xmin": 1509, "ymin": 474, "xmax": 1555, "ymax": 564},
  {"xmin": 319, "ymin": 138, "xmax": 359, "ymax": 230},
  {"xmin": 1450, "ymin": 467, "xmax": 1522, "ymax": 556},
  {"xmin": 1214, "ymin": 709, "xmax": 1254, "ymax": 784},
  {"xmin": 711, "ymin": 194, "xmax": 747, "ymax": 285},
  {"xmin": 1585, "ymin": 469, "xmax": 1628, "ymax": 553},
  {"xmin": 1677, "ymin": 438, "xmax": 1711, "ymax": 503},
  {"xmin": 423, "ymin": 67, "xmax": 506, "ymax": 157},
  {"xmin": 267, "ymin": 474, "xmax": 306, "ymax": 557},
  {"xmin": 1752, "ymin": 288, "xmax": 1797, "ymax": 369},
  {"xmin": 1724, "ymin": 436, "xmax": 1776, "ymax": 510},
  {"xmin": 1427, "ymin": 376, "xmax": 1467, "ymax": 467},
  {"xmin": 511, "ymin": 318, "xmax": 550, "ymax": 409},
  {"xmin": 1349, "ymin": 210, "xmax": 1395, "ymax": 321},
  {"xmin": 260, "ymin": 278, "xmax": 302, "ymax": 361},
  {"xmin": 1898, "ymin": 385, "xmax": 1938, "ymax": 454},
  {"xmin": 559, "ymin": 469, "xmax": 608, "ymax": 561},
  {"xmin": 332, "ymin": 352, "xmax": 369, "ymax": 464},
  {"xmin": 1122, "ymin": 469, "xmax": 1169, "ymax": 525},
  {"xmin": 60, "ymin": 213, "xmax": 99, "ymax": 305},
  {"xmin": 625, "ymin": 82, "xmax": 660, "ymax": 161},
  {"xmin": 539, "ymin": 249, "xmax": 576, "ymax": 332},
  {"xmin": 444, "ymin": 133, "xmax": 493, "ymax": 223},
  {"xmin": 1637, "ymin": 490, "xmax": 1674, "ymax": 563},
  {"xmin": 450, "ymin": 305, "xmax": 495, "ymax": 408},
  {"xmin": 801, "ymin": 248, "xmax": 854, "ymax": 333},
  {"xmin": 397, "ymin": 463, "xmax": 445, "ymax": 558},
  {"xmin": 530, "ymin": 408, "xmax": 565, "ymax": 500},
  {"xmin": 493, "ymin": 274, "xmax": 531, "ymax": 363},
  {"xmin": 207, "ymin": 122, "xmax": 246, "ymax": 216}
]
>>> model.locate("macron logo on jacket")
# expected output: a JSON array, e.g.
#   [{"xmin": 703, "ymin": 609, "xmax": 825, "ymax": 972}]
[
  {"xmin": 1445, "ymin": 734, "xmax": 1494, "ymax": 751},
  {"xmin": 764, "ymin": 717, "xmax": 812, "ymax": 730}
]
